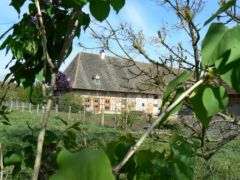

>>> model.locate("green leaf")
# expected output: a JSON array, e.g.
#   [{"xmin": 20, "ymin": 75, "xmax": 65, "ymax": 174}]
[
  {"xmin": 204, "ymin": 0, "xmax": 236, "ymax": 26},
  {"xmin": 215, "ymin": 55, "xmax": 240, "ymax": 92},
  {"xmin": 51, "ymin": 148, "xmax": 114, "ymax": 180},
  {"xmin": 57, "ymin": 148, "xmax": 73, "ymax": 168},
  {"xmin": 202, "ymin": 86, "xmax": 228, "ymax": 117},
  {"xmin": 89, "ymin": 0, "xmax": 110, "ymax": 22},
  {"xmin": 79, "ymin": 12, "xmax": 90, "ymax": 31},
  {"xmin": 218, "ymin": 27, "xmax": 240, "ymax": 63},
  {"xmin": 67, "ymin": 121, "xmax": 81, "ymax": 131},
  {"xmin": 55, "ymin": 116, "xmax": 68, "ymax": 126},
  {"xmin": 24, "ymin": 40, "xmax": 39, "ymax": 55},
  {"xmin": 4, "ymin": 149, "xmax": 24, "ymax": 166},
  {"xmin": 162, "ymin": 71, "xmax": 193, "ymax": 106},
  {"xmin": 0, "ymin": 35, "xmax": 12, "ymax": 50},
  {"xmin": 12, "ymin": 163, "xmax": 22, "ymax": 179},
  {"xmin": 110, "ymin": 0, "xmax": 125, "ymax": 13},
  {"xmin": 201, "ymin": 23, "xmax": 228, "ymax": 68},
  {"xmin": 62, "ymin": 0, "xmax": 88, "ymax": 8},
  {"xmin": 36, "ymin": 69, "xmax": 43, "ymax": 82},
  {"xmin": 190, "ymin": 85, "xmax": 228, "ymax": 128},
  {"xmin": 190, "ymin": 86, "xmax": 211, "ymax": 128},
  {"xmin": 10, "ymin": 0, "xmax": 25, "ymax": 14},
  {"xmin": 202, "ymin": 24, "xmax": 240, "ymax": 70}
]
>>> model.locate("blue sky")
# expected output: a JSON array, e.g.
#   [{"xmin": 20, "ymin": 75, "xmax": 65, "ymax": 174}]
[{"xmin": 0, "ymin": 0, "xmax": 222, "ymax": 80}]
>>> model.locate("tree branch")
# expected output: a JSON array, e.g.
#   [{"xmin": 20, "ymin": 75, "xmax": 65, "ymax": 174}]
[
  {"xmin": 34, "ymin": 0, "xmax": 55, "ymax": 69},
  {"xmin": 57, "ymin": 9, "xmax": 80, "ymax": 68},
  {"xmin": 113, "ymin": 78, "xmax": 204, "ymax": 174}
]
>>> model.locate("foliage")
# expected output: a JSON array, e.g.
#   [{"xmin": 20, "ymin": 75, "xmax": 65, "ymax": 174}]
[
  {"xmin": 204, "ymin": 0, "xmax": 236, "ymax": 25},
  {"xmin": 63, "ymin": 92, "xmax": 83, "ymax": 113},
  {"xmin": 2, "ymin": 116, "xmax": 84, "ymax": 179},
  {"xmin": 202, "ymin": 23, "xmax": 240, "ymax": 92},
  {"xmin": 0, "ymin": 105, "xmax": 10, "ymax": 125},
  {"xmin": 104, "ymin": 134, "xmax": 195, "ymax": 179},
  {"xmin": 50, "ymin": 148, "xmax": 114, "ymax": 180},
  {"xmin": 28, "ymin": 82, "xmax": 44, "ymax": 104},
  {"xmin": 190, "ymin": 85, "xmax": 228, "ymax": 128},
  {"xmin": 0, "ymin": 82, "xmax": 44, "ymax": 103},
  {"xmin": 0, "ymin": 83, "xmax": 26, "ymax": 101},
  {"xmin": 120, "ymin": 111, "xmax": 141, "ymax": 128},
  {"xmin": 0, "ymin": 0, "xmax": 126, "ymax": 103},
  {"xmin": 1, "ymin": 0, "xmax": 240, "ymax": 179}
]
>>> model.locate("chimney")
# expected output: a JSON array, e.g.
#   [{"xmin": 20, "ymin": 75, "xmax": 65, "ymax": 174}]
[{"xmin": 99, "ymin": 50, "xmax": 105, "ymax": 60}]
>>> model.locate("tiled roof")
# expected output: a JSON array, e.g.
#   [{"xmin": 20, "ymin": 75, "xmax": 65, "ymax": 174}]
[{"xmin": 64, "ymin": 52, "xmax": 176, "ymax": 95}]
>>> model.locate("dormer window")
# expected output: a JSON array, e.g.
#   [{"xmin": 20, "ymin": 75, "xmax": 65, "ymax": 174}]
[{"xmin": 94, "ymin": 74, "xmax": 101, "ymax": 85}]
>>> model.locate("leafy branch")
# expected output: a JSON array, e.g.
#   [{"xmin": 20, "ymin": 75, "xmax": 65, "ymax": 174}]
[{"xmin": 113, "ymin": 77, "xmax": 204, "ymax": 174}]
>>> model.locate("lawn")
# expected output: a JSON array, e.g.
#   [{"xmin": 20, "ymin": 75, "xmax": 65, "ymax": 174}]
[{"xmin": 1, "ymin": 110, "xmax": 240, "ymax": 179}]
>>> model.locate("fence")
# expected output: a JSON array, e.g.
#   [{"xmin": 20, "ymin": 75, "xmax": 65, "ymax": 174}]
[{"xmin": 1, "ymin": 100, "xmax": 150, "ymax": 130}]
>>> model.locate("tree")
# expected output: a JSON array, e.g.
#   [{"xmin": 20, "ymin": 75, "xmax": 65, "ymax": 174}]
[
  {"xmin": 63, "ymin": 92, "xmax": 83, "ymax": 113},
  {"xmin": 0, "ymin": 0, "xmax": 125, "ymax": 179},
  {"xmin": 1, "ymin": 0, "xmax": 240, "ymax": 179},
  {"xmin": 80, "ymin": 0, "xmax": 239, "ymax": 160}
]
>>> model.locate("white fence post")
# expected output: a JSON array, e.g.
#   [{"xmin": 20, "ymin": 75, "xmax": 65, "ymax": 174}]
[
  {"xmin": 101, "ymin": 108, "xmax": 104, "ymax": 126},
  {"xmin": 22, "ymin": 102, "xmax": 24, "ymax": 112},
  {"xmin": 37, "ymin": 104, "xmax": 39, "ymax": 115},
  {"xmin": 16, "ymin": 100, "xmax": 19, "ymax": 110},
  {"xmin": 114, "ymin": 106, "xmax": 117, "ymax": 128},
  {"xmin": 83, "ymin": 106, "xmax": 86, "ymax": 122},
  {"xmin": 68, "ymin": 106, "xmax": 71, "ymax": 120},
  {"xmin": 29, "ymin": 103, "xmax": 32, "ymax": 113},
  {"xmin": 10, "ymin": 101, "xmax": 13, "ymax": 111},
  {"xmin": 55, "ymin": 104, "xmax": 58, "ymax": 116}
]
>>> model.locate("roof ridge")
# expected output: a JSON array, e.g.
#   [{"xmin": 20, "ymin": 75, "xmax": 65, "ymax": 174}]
[{"xmin": 79, "ymin": 51, "xmax": 152, "ymax": 66}]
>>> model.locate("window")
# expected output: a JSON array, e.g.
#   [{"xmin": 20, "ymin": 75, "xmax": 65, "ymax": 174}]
[
  {"xmin": 154, "ymin": 95, "xmax": 158, "ymax": 99},
  {"xmin": 154, "ymin": 104, "xmax": 158, "ymax": 107},
  {"xmin": 95, "ymin": 79, "xmax": 101, "ymax": 85},
  {"xmin": 105, "ymin": 106, "xmax": 110, "ymax": 110},
  {"xmin": 86, "ymin": 105, "xmax": 90, "ymax": 108},
  {"xmin": 85, "ymin": 98, "xmax": 91, "ymax": 103},
  {"xmin": 94, "ymin": 74, "xmax": 101, "ymax": 85},
  {"xmin": 142, "ymin": 103, "xmax": 145, "ymax": 107},
  {"xmin": 105, "ymin": 99, "xmax": 110, "ymax": 104}
]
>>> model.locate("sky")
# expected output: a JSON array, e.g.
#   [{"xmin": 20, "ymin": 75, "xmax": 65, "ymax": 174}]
[{"xmin": 0, "ymin": 0, "xmax": 223, "ymax": 80}]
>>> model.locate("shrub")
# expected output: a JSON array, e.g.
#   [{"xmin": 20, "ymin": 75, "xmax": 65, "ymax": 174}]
[
  {"xmin": 63, "ymin": 92, "xmax": 83, "ymax": 113},
  {"xmin": 121, "ymin": 111, "xmax": 142, "ymax": 128}
]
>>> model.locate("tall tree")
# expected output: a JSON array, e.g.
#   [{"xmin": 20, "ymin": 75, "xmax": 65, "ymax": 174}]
[{"xmin": 0, "ymin": 0, "xmax": 125, "ymax": 179}]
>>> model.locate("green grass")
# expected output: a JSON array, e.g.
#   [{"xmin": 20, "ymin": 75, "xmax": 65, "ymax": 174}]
[
  {"xmin": 0, "ymin": 110, "xmax": 122, "ymax": 147},
  {"xmin": 1, "ymin": 111, "xmax": 240, "ymax": 179}
]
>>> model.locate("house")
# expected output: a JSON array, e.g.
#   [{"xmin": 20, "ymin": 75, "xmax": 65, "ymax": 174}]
[
  {"xmin": 63, "ymin": 52, "xmax": 240, "ymax": 116},
  {"xmin": 63, "ymin": 52, "xmax": 174, "ymax": 115}
]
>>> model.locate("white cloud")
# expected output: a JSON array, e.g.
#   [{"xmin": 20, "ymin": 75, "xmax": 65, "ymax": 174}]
[
  {"xmin": 124, "ymin": 3, "xmax": 145, "ymax": 28},
  {"xmin": 120, "ymin": 1, "xmax": 151, "ymax": 34}
]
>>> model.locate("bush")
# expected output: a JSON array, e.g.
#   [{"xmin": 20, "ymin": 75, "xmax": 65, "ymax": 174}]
[
  {"xmin": 63, "ymin": 92, "xmax": 83, "ymax": 113},
  {"xmin": 121, "ymin": 111, "xmax": 142, "ymax": 128}
]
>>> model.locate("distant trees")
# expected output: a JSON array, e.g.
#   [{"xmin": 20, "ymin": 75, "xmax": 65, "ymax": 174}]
[{"xmin": 63, "ymin": 92, "xmax": 83, "ymax": 113}]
